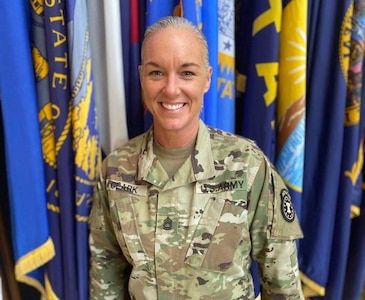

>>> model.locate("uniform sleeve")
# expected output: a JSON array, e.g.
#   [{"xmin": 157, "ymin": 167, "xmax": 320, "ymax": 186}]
[
  {"xmin": 249, "ymin": 157, "xmax": 304, "ymax": 300},
  {"xmin": 89, "ymin": 169, "xmax": 131, "ymax": 300}
]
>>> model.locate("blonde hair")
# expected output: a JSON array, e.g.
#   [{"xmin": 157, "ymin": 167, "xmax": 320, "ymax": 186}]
[{"xmin": 141, "ymin": 16, "xmax": 210, "ymax": 69}]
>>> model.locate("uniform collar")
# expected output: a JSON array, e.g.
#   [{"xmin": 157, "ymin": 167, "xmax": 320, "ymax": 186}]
[{"xmin": 136, "ymin": 120, "xmax": 216, "ymax": 186}]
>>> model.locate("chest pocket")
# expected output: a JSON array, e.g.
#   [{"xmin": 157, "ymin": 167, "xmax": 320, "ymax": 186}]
[
  {"xmin": 107, "ymin": 180, "xmax": 153, "ymax": 266},
  {"xmin": 185, "ymin": 195, "xmax": 249, "ymax": 272}
]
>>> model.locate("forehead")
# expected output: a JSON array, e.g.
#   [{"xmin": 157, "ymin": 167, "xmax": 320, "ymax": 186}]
[{"xmin": 143, "ymin": 27, "xmax": 203, "ymax": 56}]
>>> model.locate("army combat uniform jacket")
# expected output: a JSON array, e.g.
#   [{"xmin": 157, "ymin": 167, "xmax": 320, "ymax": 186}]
[{"xmin": 89, "ymin": 120, "xmax": 304, "ymax": 300}]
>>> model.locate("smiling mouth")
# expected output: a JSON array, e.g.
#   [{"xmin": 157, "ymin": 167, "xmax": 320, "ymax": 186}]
[{"xmin": 161, "ymin": 103, "xmax": 185, "ymax": 110}]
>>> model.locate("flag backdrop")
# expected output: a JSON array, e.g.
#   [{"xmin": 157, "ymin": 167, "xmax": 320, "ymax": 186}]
[
  {"xmin": 31, "ymin": 2, "xmax": 65, "ymax": 298},
  {"xmin": 342, "ymin": 1, "xmax": 365, "ymax": 298},
  {"xmin": 2, "ymin": 1, "xmax": 365, "ymax": 299},
  {"xmin": 276, "ymin": 0, "xmax": 307, "ymax": 219},
  {"xmin": 235, "ymin": 0, "xmax": 281, "ymax": 162},
  {"xmin": 0, "ymin": 0, "xmax": 54, "ymax": 297},
  {"xmin": 33, "ymin": 0, "xmax": 102, "ymax": 298},
  {"xmin": 300, "ymin": 0, "xmax": 352, "ymax": 297},
  {"xmin": 66, "ymin": 1, "xmax": 102, "ymax": 299},
  {"xmin": 323, "ymin": 0, "xmax": 365, "ymax": 298},
  {"xmin": 103, "ymin": 0, "xmax": 129, "ymax": 153},
  {"xmin": 87, "ymin": 0, "xmax": 110, "ymax": 155},
  {"xmin": 121, "ymin": 0, "xmax": 145, "ymax": 139},
  {"xmin": 42, "ymin": 1, "xmax": 78, "ymax": 299},
  {"xmin": 87, "ymin": 0, "xmax": 129, "ymax": 155},
  {"xmin": 216, "ymin": 0, "xmax": 235, "ymax": 132},
  {"xmin": 344, "ymin": 168, "xmax": 365, "ymax": 299}
]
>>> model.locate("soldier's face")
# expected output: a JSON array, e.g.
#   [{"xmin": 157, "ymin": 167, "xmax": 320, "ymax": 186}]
[{"xmin": 139, "ymin": 27, "xmax": 212, "ymax": 136}]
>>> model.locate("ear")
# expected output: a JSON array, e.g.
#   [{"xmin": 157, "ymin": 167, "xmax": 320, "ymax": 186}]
[{"xmin": 204, "ymin": 66, "xmax": 213, "ymax": 93}]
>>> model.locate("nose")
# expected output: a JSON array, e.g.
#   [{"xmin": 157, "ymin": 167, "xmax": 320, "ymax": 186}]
[{"xmin": 162, "ymin": 74, "xmax": 180, "ymax": 98}]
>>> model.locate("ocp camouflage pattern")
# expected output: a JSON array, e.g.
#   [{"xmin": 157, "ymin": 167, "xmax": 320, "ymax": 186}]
[{"xmin": 89, "ymin": 120, "xmax": 304, "ymax": 300}]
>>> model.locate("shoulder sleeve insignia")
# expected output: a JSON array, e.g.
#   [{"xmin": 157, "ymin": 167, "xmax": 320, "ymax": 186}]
[{"xmin": 280, "ymin": 189, "xmax": 295, "ymax": 223}]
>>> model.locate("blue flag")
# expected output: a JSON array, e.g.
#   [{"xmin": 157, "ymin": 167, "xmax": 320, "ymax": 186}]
[
  {"xmin": 0, "ymin": 0, "xmax": 55, "ymax": 297},
  {"xmin": 66, "ymin": 1, "xmax": 102, "ymax": 299},
  {"xmin": 344, "ymin": 178, "xmax": 365, "ymax": 299},
  {"xmin": 235, "ymin": 0, "xmax": 281, "ymax": 162},
  {"xmin": 42, "ymin": 1, "xmax": 78, "ymax": 299},
  {"xmin": 332, "ymin": 0, "xmax": 365, "ymax": 298},
  {"xmin": 146, "ymin": 0, "xmax": 181, "ymax": 26},
  {"xmin": 300, "ymin": 0, "xmax": 353, "ymax": 297},
  {"xmin": 31, "ymin": 2, "xmax": 65, "ymax": 298},
  {"xmin": 343, "ymin": 12, "xmax": 365, "ymax": 292},
  {"xmin": 216, "ymin": 0, "xmax": 235, "ymax": 132},
  {"xmin": 33, "ymin": 0, "xmax": 102, "ymax": 299},
  {"xmin": 345, "ymin": 0, "xmax": 365, "ymax": 215}
]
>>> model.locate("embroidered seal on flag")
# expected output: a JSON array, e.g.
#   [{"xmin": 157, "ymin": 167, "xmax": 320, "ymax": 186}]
[{"xmin": 280, "ymin": 189, "xmax": 295, "ymax": 222}]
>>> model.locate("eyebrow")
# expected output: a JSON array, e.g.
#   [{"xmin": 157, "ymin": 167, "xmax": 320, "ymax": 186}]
[
  {"xmin": 181, "ymin": 62, "xmax": 200, "ymax": 68},
  {"xmin": 143, "ymin": 61, "xmax": 201, "ymax": 68}
]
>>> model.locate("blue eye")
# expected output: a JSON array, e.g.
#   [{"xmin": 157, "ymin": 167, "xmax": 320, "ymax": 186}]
[
  {"xmin": 182, "ymin": 71, "xmax": 194, "ymax": 76},
  {"xmin": 150, "ymin": 70, "xmax": 163, "ymax": 76}
]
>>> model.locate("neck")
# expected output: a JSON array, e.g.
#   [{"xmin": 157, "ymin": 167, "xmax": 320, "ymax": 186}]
[{"xmin": 153, "ymin": 122, "xmax": 199, "ymax": 148}]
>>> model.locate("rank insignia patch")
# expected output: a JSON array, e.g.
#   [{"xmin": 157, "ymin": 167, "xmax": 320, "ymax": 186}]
[
  {"xmin": 280, "ymin": 189, "xmax": 295, "ymax": 222},
  {"xmin": 163, "ymin": 217, "xmax": 173, "ymax": 230}
]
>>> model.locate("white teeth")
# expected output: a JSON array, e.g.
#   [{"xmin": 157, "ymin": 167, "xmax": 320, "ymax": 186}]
[{"xmin": 161, "ymin": 103, "xmax": 184, "ymax": 110}]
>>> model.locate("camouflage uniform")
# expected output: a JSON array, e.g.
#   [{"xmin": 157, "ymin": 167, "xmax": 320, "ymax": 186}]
[{"xmin": 89, "ymin": 120, "xmax": 304, "ymax": 300}]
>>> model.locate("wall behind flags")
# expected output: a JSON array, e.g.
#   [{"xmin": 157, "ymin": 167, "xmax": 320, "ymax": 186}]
[{"xmin": 0, "ymin": 0, "xmax": 365, "ymax": 299}]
